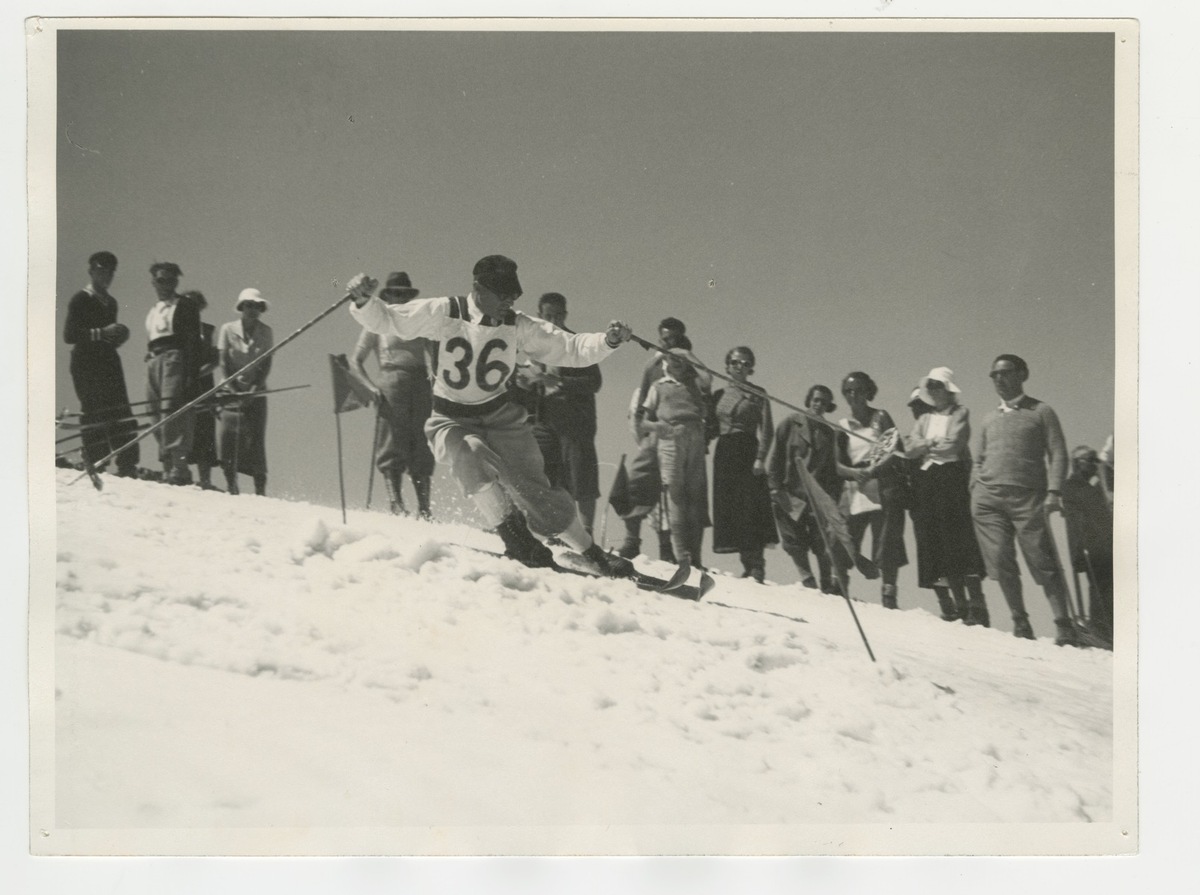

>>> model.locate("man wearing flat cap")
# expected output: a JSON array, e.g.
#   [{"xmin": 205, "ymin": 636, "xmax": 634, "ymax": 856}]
[
  {"xmin": 345, "ymin": 255, "xmax": 636, "ymax": 577},
  {"xmin": 62, "ymin": 251, "xmax": 140, "ymax": 477},
  {"xmin": 143, "ymin": 261, "xmax": 202, "ymax": 485},
  {"xmin": 351, "ymin": 271, "xmax": 437, "ymax": 518}
]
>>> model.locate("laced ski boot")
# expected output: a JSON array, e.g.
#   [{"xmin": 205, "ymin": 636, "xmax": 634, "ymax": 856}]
[
  {"xmin": 413, "ymin": 475, "xmax": 432, "ymax": 521},
  {"xmin": 881, "ymin": 583, "xmax": 899, "ymax": 610},
  {"xmin": 253, "ymin": 474, "xmax": 267, "ymax": 497},
  {"xmin": 1054, "ymin": 617, "xmax": 1081, "ymax": 647},
  {"xmin": 1012, "ymin": 613, "xmax": 1035, "ymax": 640},
  {"xmin": 580, "ymin": 543, "xmax": 635, "ymax": 578},
  {"xmin": 383, "ymin": 471, "xmax": 406, "ymax": 515},
  {"xmin": 495, "ymin": 512, "xmax": 555, "ymax": 569}
]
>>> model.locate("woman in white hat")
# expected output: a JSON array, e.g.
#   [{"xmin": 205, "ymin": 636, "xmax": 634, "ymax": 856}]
[
  {"xmin": 216, "ymin": 288, "xmax": 274, "ymax": 495},
  {"xmin": 905, "ymin": 366, "xmax": 990, "ymax": 625}
]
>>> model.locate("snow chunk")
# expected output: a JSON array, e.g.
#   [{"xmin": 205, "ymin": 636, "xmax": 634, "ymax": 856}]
[{"xmin": 595, "ymin": 610, "xmax": 642, "ymax": 635}]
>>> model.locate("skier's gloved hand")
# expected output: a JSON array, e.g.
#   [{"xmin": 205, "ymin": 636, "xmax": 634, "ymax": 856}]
[
  {"xmin": 605, "ymin": 320, "xmax": 633, "ymax": 347},
  {"xmin": 1044, "ymin": 491, "xmax": 1063, "ymax": 514},
  {"xmin": 346, "ymin": 273, "xmax": 378, "ymax": 307}
]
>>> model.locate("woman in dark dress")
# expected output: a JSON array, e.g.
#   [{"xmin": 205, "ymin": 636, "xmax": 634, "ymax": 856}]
[
  {"xmin": 709, "ymin": 346, "xmax": 778, "ymax": 583},
  {"xmin": 904, "ymin": 366, "xmax": 990, "ymax": 626}
]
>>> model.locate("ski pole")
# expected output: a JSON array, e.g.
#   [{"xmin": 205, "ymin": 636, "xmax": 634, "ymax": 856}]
[
  {"xmin": 628, "ymin": 332, "xmax": 880, "ymax": 447},
  {"xmin": 56, "ymin": 383, "xmax": 310, "ymax": 426},
  {"xmin": 71, "ymin": 292, "xmax": 356, "ymax": 488},
  {"xmin": 365, "ymin": 406, "xmax": 382, "ymax": 510}
]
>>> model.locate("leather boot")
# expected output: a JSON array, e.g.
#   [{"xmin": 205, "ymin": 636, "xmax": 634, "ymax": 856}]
[
  {"xmin": 933, "ymin": 586, "xmax": 959, "ymax": 621},
  {"xmin": 495, "ymin": 512, "xmax": 555, "ymax": 568},
  {"xmin": 253, "ymin": 474, "xmax": 266, "ymax": 497},
  {"xmin": 881, "ymin": 583, "xmax": 898, "ymax": 610},
  {"xmin": 658, "ymin": 529, "xmax": 677, "ymax": 564},
  {"xmin": 1054, "ymin": 617, "xmax": 1081, "ymax": 647},
  {"xmin": 413, "ymin": 475, "xmax": 432, "ymax": 520},
  {"xmin": 223, "ymin": 462, "xmax": 239, "ymax": 495},
  {"xmin": 383, "ymin": 471, "xmax": 406, "ymax": 515},
  {"xmin": 964, "ymin": 588, "xmax": 991, "ymax": 627}
]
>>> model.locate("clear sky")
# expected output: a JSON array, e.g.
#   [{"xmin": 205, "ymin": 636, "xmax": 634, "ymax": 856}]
[{"xmin": 52, "ymin": 25, "xmax": 1117, "ymax": 628}]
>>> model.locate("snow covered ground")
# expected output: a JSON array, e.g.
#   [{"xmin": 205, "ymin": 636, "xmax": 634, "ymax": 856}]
[{"xmin": 39, "ymin": 469, "xmax": 1123, "ymax": 855}]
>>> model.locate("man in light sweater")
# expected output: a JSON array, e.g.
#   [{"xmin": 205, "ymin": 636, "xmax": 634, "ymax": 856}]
[{"xmin": 971, "ymin": 354, "xmax": 1078, "ymax": 646}]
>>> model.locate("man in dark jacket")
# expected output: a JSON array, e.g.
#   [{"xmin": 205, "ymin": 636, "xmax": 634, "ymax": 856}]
[
  {"xmin": 1061, "ymin": 445, "xmax": 1114, "ymax": 647},
  {"xmin": 514, "ymin": 292, "xmax": 603, "ymax": 533},
  {"xmin": 62, "ymin": 251, "xmax": 140, "ymax": 476}
]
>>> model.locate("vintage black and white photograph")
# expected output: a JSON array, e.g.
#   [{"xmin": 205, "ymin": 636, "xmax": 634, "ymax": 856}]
[{"xmin": 22, "ymin": 8, "xmax": 1153, "ymax": 874}]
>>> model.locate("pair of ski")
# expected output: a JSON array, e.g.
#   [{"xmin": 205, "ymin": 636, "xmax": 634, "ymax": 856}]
[{"xmin": 461, "ymin": 545, "xmax": 714, "ymax": 601}]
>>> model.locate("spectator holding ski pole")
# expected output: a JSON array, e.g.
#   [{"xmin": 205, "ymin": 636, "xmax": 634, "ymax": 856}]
[{"xmin": 344, "ymin": 255, "xmax": 636, "ymax": 578}]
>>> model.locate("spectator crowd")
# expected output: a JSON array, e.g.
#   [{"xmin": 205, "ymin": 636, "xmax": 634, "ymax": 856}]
[{"xmin": 59, "ymin": 250, "xmax": 1116, "ymax": 649}]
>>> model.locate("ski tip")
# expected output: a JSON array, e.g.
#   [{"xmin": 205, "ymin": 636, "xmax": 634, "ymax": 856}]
[
  {"xmin": 696, "ymin": 572, "xmax": 715, "ymax": 600},
  {"xmin": 659, "ymin": 560, "xmax": 691, "ymax": 593}
]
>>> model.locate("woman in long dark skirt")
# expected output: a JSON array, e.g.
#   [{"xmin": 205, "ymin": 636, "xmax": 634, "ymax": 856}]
[
  {"xmin": 709, "ymin": 346, "xmax": 778, "ymax": 582},
  {"xmin": 217, "ymin": 288, "xmax": 274, "ymax": 496},
  {"xmin": 905, "ymin": 366, "xmax": 991, "ymax": 627}
]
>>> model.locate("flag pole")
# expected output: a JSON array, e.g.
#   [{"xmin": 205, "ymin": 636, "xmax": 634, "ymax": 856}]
[
  {"xmin": 336, "ymin": 409, "xmax": 348, "ymax": 524},
  {"xmin": 71, "ymin": 292, "xmax": 355, "ymax": 488}
]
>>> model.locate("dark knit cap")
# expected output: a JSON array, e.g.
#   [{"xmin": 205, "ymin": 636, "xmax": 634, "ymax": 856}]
[
  {"xmin": 472, "ymin": 255, "xmax": 522, "ymax": 297},
  {"xmin": 88, "ymin": 251, "xmax": 117, "ymax": 271}
]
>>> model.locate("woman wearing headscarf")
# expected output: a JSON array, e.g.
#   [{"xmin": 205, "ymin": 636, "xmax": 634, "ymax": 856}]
[
  {"xmin": 708, "ymin": 347, "xmax": 777, "ymax": 583},
  {"xmin": 905, "ymin": 367, "xmax": 990, "ymax": 625},
  {"xmin": 836, "ymin": 371, "xmax": 909, "ymax": 607},
  {"xmin": 217, "ymin": 288, "xmax": 274, "ymax": 496}
]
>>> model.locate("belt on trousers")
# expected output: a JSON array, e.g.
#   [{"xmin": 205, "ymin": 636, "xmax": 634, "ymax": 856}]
[{"xmin": 432, "ymin": 392, "xmax": 509, "ymax": 419}]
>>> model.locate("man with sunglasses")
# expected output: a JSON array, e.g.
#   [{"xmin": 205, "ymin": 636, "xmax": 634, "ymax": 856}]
[
  {"xmin": 345, "ymin": 255, "xmax": 635, "ymax": 578},
  {"xmin": 971, "ymin": 354, "xmax": 1077, "ymax": 646},
  {"xmin": 143, "ymin": 261, "xmax": 202, "ymax": 485}
]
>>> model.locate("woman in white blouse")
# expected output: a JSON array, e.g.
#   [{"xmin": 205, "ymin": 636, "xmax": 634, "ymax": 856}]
[
  {"xmin": 217, "ymin": 288, "xmax": 274, "ymax": 495},
  {"xmin": 905, "ymin": 367, "xmax": 990, "ymax": 626}
]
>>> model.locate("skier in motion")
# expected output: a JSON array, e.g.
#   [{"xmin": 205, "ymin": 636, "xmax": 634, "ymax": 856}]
[{"xmin": 346, "ymin": 255, "xmax": 635, "ymax": 577}]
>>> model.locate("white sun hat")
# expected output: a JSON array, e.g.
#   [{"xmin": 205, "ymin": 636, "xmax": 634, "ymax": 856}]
[
  {"xmin": 235, "ymin": 287, "xmax": 270, "ymax": 312},
  {"xmin": 917, "ymin": 366, "xmax": 961, "ymax": 405}
]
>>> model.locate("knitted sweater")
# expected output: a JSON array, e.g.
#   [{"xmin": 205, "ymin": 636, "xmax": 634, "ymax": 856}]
[{"xmin": 975, "ymin": 395, "xmax": 1068, "ymax": 492}]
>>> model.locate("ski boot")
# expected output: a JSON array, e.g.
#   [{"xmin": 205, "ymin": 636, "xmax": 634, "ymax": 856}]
[
  {"xmin": 495, "ymin": 512, "xmax": 555, "ymax": 569},
  {"xmin": 579, "ymin": 543, "xmax": 635, "ymax": 578}
]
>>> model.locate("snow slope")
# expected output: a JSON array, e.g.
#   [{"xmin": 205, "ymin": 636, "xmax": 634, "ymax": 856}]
[{"xmin": 44, "ymin": 470, "xmax": 1119, "ymax": 853}]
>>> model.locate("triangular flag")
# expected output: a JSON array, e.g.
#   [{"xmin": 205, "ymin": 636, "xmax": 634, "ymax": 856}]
[{"xmin": 329, "ymin": 353, "xmax": 375, "ymax": 413}]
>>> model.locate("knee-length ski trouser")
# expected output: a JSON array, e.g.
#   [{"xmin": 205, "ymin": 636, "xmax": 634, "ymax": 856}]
[{"xmin": 425, "ymin": 400, "xmax": 579, "ymax": 537}]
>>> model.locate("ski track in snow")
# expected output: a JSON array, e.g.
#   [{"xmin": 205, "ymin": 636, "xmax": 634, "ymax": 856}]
[{"xmin": 51, "ymin": 471, "xmax": 1114, "ymax": 827}]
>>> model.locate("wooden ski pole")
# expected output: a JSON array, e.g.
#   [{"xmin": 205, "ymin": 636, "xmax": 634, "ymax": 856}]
[{"xmin": 71, "ymin": 292, "xmax": 356, "ymax": 488}]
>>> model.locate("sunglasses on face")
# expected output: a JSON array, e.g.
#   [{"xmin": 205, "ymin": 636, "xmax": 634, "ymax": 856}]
[
  {"xmin": 728, "ymin": 359, "xmax": 753, "ymax": 369},
  {"xmin": 989, "ymin": 369, "xmax": 1020, "ymax": 379}
]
